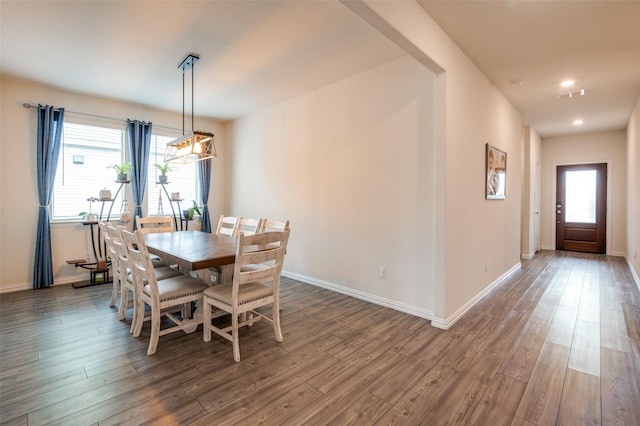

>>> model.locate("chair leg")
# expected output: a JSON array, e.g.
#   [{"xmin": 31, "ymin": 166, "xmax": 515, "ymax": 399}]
[
  {"xmin": 109, "ymin": 278, "xmax": 119, "ymax": 307},
  {"xmin": 232, "ymin": 310, "xmax": 240, "ymax": 362},
  {"xmin": 117, "ymin": 282, "xmax": 128, "ymax": 321},
  {"xmin": 132, "ymin": 298, "xmax": 145, "ymax": 337},
  {"xmin": 147, "ymin": 304, "xmax": 161, "ymax": 355},
  {"xmin": 203, "ymin": 297, "xmax": 212, "ymax": 342},
  {"xmin": 273, "ymin": 300, "xmax": 283, "ymax": 342}
]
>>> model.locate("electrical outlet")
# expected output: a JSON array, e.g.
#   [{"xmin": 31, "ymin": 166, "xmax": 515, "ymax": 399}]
[
  {"xmin": 378, "ymin": 266, "xmax": 387, "ymax": 280},
  {"xmin": 484, "ymin": 260, "xmax": 489, "ymax": 272}
]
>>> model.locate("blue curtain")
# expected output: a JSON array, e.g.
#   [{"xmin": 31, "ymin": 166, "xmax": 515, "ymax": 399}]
[
  {"xmin": 126, "ymin": 119, "xmax": 152, "ymax": 229},
  {"xmin": 198, "ymin": 157, "xmax": 212, "ymax": 233},
  {"xmin": 33, "ymin": 105, "xmax": 65, "ymax": 289}
]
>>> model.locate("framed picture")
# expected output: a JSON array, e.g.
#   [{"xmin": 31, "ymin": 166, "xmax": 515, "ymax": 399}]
[{"xmin": 486, "ymin": 144, "xmax": 506, "ymax": 199}]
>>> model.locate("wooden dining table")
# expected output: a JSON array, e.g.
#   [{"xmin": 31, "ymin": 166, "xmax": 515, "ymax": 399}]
[{"xmin": 143, "ymin": 230, "xmax": 238, "ymax": 282}]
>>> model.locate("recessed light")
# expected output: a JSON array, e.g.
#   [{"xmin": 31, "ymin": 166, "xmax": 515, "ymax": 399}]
[
  {"xmin": 510, "ymin": 79, "xmax": 524, "ymax": 86},
  {"xmin": 573, "ymin": 119, "xmax": 583, "ymax": 125},
  {"xmin": 561, "ymin": 80, "xmax": 575, "ymax": 87}
]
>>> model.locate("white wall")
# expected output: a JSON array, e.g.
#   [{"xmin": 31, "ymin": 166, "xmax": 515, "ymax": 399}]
[
  {"xmin": 540, "ymin": 130, "xmax": 627, "ymax": 256},
  {"xmin": 229, "ymin": 56, "xmax": 438, "ymax": 317},
  {"xmin": 353, "ymin": 1, "xmax": 523, "ymax": 326},
  {"xmin": 521, "ymin": 126, "xmax": 542, "ymax": 259},
  {"xmin": 0, "ymin": 76, "xmax": 227, "ymax": 291},
  {"xmin": 627, "ymin": 94, "xmax": 640, "ymax": 289}
]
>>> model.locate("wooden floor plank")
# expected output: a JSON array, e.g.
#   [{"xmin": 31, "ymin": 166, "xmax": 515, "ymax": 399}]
[
  {"xmin": 515, "ymin": 341, "xmax": 570, "ymax": 425},
  {"xmin": 601, "ymin": 346, "xmax": 640, "ymax": 425},
  {"xmin": 466, "ymin": 373, "xmax": 527, "ymax": 426},
  {"xmin": 556, "ymin": 369, "xmax": 600, "ymax": 426}
]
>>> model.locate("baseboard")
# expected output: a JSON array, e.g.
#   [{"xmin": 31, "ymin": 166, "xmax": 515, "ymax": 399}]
[
  {"xmin": 0, "ymin": 274, "xmax": 88, "ymax": 293},
  {"xmin": 521, "ymin": 250, "xmax": 536, "ymax": 260},
  {"xmin": 626, "ymin": 257, "xmax": 640, "ymax": 295},
  {"xmin": 281, "ymin": 271, "xmax": 434, "ymax": 321},
  {"xmin": 430, "ymin": 261, "xmax": 522, "ymax": 330}
]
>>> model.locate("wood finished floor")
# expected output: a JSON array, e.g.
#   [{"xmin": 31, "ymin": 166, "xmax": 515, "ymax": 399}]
[{"xmin": 1, "ymin": 250, "xmax": 640, "ymax": 425}]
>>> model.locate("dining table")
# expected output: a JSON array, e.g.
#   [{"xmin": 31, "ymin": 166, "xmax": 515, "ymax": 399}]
[{"xmin": 143, "ymin": 230, "xmax": 238, "ymax": 283}]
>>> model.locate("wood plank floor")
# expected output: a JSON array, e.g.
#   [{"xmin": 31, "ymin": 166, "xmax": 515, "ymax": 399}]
[{"xmin": 1, "ymin": 250, "xmax": 640, "ymax": 425}]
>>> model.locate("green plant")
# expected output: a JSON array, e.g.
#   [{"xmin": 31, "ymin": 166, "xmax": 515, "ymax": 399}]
[
  {"xmin": 188, "ymin": 200, "xmax": 202, "ymax": 219},
  {"xmin": 107, "ymin": 162, "xmax": 131, "ymax": 174},
  {"xmin": 154, "ymin": 163, "xmax": 176, "ymax": 175}
]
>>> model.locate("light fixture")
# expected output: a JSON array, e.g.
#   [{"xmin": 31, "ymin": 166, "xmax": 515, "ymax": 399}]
[
  {"xmin": 573, "ymin": 119, "xmax": 584, "ymax": 125},
  {"xmin": 560, "ymin": 80, "xmax": 575, "ymax": 87},
  {"xmin": 556, "ymin": 88, "xmax": 585, "ymax": 99},
  {"xmin": 164, "ymin": 54, "xmax": 216, "ymax": 163}
]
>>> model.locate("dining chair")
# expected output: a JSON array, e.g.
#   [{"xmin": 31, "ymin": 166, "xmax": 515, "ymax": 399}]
[
  {"xmin": 98, "ymin": 221, "xmax": 118, "ymax": 307},
  {"xmin": 237, "ymin": 218, "xmax": 263, "ymax": 236},
  {"xmin": 258, "ymin": 219, "xmax": 290, "ymax": 233},
  {"xmin": 135, "ymin": 215, "xmax": 174, "ymax": 234},
  {"xmin": 210, "ymin": 215, "xmax": 243, "ymax": 284},
  {"xmin": 121, "ymin": 229, "xmax": 208, "ymax": 355},
  {"xmin": 108, "ymin": 225, "xmax": 182, "ymax": 333},
  {"xmin": 202, "ymin": 229, "xmax": 290, "ymax": 362},
  {"xmin": 134, "ymin": 215, "xmax": 174, "ymax": 266},
  {"xmin": 215, "ymin": 215, "xmax": 241, "ymax": 237}
]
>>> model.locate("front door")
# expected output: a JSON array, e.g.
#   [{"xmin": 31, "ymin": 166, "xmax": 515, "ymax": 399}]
[{"xmin": 556, "ymin": 163, "xmax": 607, "ymax": 254}]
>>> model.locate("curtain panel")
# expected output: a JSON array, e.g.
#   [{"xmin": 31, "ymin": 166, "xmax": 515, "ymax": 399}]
[
  {"xmin": 198, "ymin": 157, "xmax": 212, "ymax": 232},
  {"xmin": 33, "ymin": 105, "xmax": 65, "ymax": 289},
  {"xmin": 126, "ymin": 119, "xmax": 152, "ymax": 228}
]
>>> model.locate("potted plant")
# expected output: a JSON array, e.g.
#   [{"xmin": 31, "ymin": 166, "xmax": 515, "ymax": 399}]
[
  {"xmin": 154, "ymin": 163, "xmax": 176, "ymax": 184},
  {"xmin": 78, "ymin": 196, "xmax": 100, "ymax": 222},
  {"xmin": 108, "ymin": 162, "xmax": 131, "ymax": 181},
  {"xmin": 182, "ymin": 200, "xmax": 202, "ymax": 220}
]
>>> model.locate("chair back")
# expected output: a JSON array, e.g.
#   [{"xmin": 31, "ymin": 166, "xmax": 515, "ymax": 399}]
[
  {"xmin": 238, "ymin": 218, "xmax": 263, "ymax": 236},
  {"xmin": 232, "ymin": 230, "xmax": 290, "ymax": 299},
  {"xmin": 259, "ymin": 219, "xmax": 290, "ymax": 233},
  {"xmin": 135, "ymin": 215, "xmax": 174, "ymax": 235},
  {"xmin": 121, "ymin": 229, "xmax": 159, "ymax": 300},
  {"xmin": 106, "ymin": 225, "xmax": 129, "ymax": 277},
  {"xmin": 216, "ymin": 215, "xmax": 241, "ymax": 237}
]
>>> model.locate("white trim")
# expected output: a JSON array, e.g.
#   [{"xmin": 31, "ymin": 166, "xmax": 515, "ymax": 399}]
[
  {"xmin": 281, "ymin": 271, "xmax": 434, "ymax": 321},
  {"xmin": 0, "ymin": 274, "xmax": 89, "ymax": 293},
  {"xmin": 430, "ymin": 262, "xmax": 522, "ymax": 330},
  {"xmin": 627, "ymin": 256, "xmax": 640, "ymax": 295},
  {"xmin": 521, "ymin": 251, "xmax": 536, "ymax": 260}
]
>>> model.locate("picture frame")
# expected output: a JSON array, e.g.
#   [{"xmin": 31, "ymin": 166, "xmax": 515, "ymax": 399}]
[{"xmin": 485, "ymin": 143, "xmax": 506, "ymax": 200}]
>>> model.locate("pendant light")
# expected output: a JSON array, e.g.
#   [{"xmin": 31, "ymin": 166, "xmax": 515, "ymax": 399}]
[{"xmin": 164, "ymin": 54, "xmax": 216, "ymax": 163}]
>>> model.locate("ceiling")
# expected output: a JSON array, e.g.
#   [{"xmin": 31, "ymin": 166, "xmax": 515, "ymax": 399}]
[
  {"xmin": 1, "ymin": 1, "xmax": 639, "ymax": 138},
  {"xmin": 418, "ymin": 0, "xmax": 640, "ymax": 137}
]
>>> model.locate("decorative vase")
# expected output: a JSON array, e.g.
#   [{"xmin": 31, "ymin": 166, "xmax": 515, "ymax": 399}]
[
  {"xmin": 99, "ymin": 188, "xmax": 111, "ymax": 200},
  {"xmin": 87, "ymin": 213, "xmax": 97, "ymax": 222},
  {"xmin": 117, "ymin": 173, "xmax": 127, "ymax": 181},
  {"xmin": 159, "ymin": 175, "xmax": 168, "ymax": 184},
  {"xmin": 171, "ymin": 192, "xmax": 180, "ymax": 200}
]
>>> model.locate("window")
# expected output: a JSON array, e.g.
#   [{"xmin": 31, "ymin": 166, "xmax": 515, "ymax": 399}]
[
  {"xmin": 52, "ymin": 121, "xmax": 199, "ymax": 222},
  {"xmin": 147, "ymin": 135, "xmax": 199, "ymax": 217},
  {"xmin": 52, "ymin": 122, "xmax": 125, "ymax": 221}
]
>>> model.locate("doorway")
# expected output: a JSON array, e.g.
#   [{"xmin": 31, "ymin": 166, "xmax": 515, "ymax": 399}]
[{"xmin": 555, "ymin": 163, "xmax": 607, "ymax": 253}]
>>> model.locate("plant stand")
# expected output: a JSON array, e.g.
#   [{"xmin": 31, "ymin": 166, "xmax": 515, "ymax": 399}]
[{"xmin": 69, "ymin": 180, "xmax": 130, "ymax": 288}]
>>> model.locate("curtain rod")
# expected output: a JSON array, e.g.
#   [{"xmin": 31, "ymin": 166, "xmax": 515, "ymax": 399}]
[{"xmin": 22, "ymin": 103, "xmax": 182, "ymax": 132}]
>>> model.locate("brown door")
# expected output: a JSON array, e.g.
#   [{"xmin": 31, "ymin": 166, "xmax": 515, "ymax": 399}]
[{"xmin": 556, "ymin": 163, "xmax": 607, "ymax": 253}]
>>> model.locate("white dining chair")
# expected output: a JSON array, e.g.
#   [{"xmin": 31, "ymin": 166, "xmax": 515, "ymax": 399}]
[
  {"xmin": 202, "ymin": 229, "xmax": 290, "ymax": 362},
  {"xmin": 108, "ymin": 225, "xmax": 182, "ymax": 333},
  {"xmin": 121, "ymin": 229, "xmax": 208, "ymax": 355},
  {"xmin": 237, "ymin": 218, "xmax": 263, "ymax": 236},
  {"xmin": 215, "ymin": 215, "xmax": 241, "ymax": 237}
]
